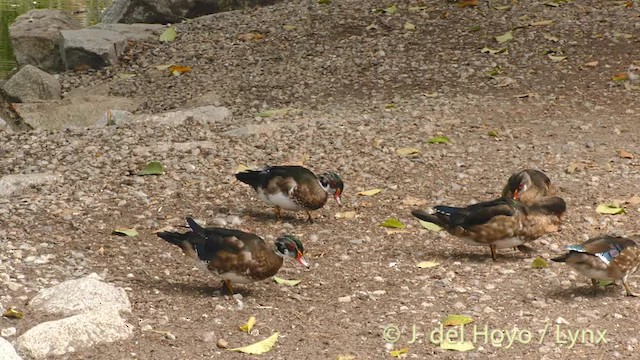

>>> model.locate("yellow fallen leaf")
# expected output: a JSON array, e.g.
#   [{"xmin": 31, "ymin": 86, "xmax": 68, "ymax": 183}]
[
  {"xmin": 442, "ymin": 314, "xmax": 474, "ymax": 326},
  {"xmin": 441, "ymin": 340, "xmax": 474, "ymax": 352},
  {"xmin": 531, "ymin": 257, "xmax": 548, "ymax": 269},
  {"xmin": 358, "ymin": 189, "xmax": 382, "ymax": 196},
  {"xmin": 396, "ymin": 147, "xmax": 421, "ymax": 156},
  {"xmin": 548, "ymin": 54, "xmax": 567, "ymax": 62},
  {"xmin": 418, "ymin": 220, "xmax": 442, "ymax": 232},
  {"xmin": 495, "ymin": 31, "xmax": 513, "ymax": 43},
  {"xmin": 335, "ymin": 211, "xmax": 357, "ymax": 219},
  {"xmin": 3, "ymin": 307, "xmax": 24, "ymax": 319},
  {"xmin": 234, "ymin": 163, "xmax": 251, "ymax": 174},
  {"xmin": 380, "ymin": 218, "xmax": 405, "ymax": 229},
  {"xmin": 390, "ymin": 348, "xmax": 409, "ymax": 357},
  {"xmin": 404, "ymin": 22, "xmax": 416, "ymax": 31},
  {"xmin": 273, "ymin": 276, "xmax": 302, "ymax": 286},
  {"xmin": 595, "ymin": 204, "xmax": 625, "ymax": 215},
  {"xmin": 229, "ymin": 332, "xmax": 279, "ymax": 354},
  {"xmin": 239, "ymin": 316, "xmax": 256, "ymax": 333},
  {"xmin": 337, "ymin": 355, "xmax": 355, "ymax": 360},
  {"xmin": 417, "ymin": 261, "xmax": 439, "ymax": 268}
]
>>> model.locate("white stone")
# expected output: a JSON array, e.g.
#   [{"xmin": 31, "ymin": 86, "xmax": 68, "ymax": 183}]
[
  {"xmin": 15, "ymin": 309, "xmax": 133, "ymax": 359},
  {"xmin": 1, "ymin": 327, "xmax": 17, "ymax": 337},
  {"xmin": 0, "ymin": 174, "xmax": 63, "ymax": 197},
  {"xmin": 28, "ymin": 273, "xmax": 131, "ymax": 317},
  {"xmin": 0, "ymin": 337, "xmax": 21, "ymax": 360}
]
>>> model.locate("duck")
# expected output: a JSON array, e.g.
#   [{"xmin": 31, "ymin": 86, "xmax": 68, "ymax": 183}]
[
  {"xmin": 412, "ymin": 195, "xmax": 566, "ymax": 260},
  {"xmin": 552, "ymin": 235, "xmax": 640, "ymax": 296},
  {"xmin": 502, "ymin": 169, "xmax": 557, "ymax": 205},
  {"xmin": 235, "ymin": 165, "xmax": 343, "ymax": 223},
  {"xmin": 157, "ymin": 217, "xmax": 310, "ymax": 294}
]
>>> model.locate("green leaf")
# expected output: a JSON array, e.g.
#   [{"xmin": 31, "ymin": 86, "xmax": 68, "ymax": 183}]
[
  {"xmin": 597, "ymin": 280, "xmax": 615, "ymax": 288},
  {"xmin": 112, "ymin": 228, "xmax": 138, "ymax": 237},
  {"xmin": 229, "ymin": 332, "xmax": 279, "ymax": 354},
  {"xmin": 159, "ymin": 27, "xmax": 177, "ymax": 43},
  {"xmin": 317, "ymin": 0, "xmax": 331, "ymax": 4},
  {"xmin": 418, "ymin": 220, "xmax": 442, "ymax": 232},
  {"xmin": 273, "ymin": 276, "xmax": 302, "ymax": 286},
  {"xmin": 441, "ymin": 340, "xmax": 475, "ymax": 352},
  {"xmin": 595, "ymin": 204, "xmax": 626, "ymax": 215},
  {"xmin": 383, "ymin": 5, "xmax": 398, "ymax": 14},
  {"xmin": 442, "ymin": 314, "xmax": 474, "ymax": 326},
  {"xmin": 380, "ymin": 218, "xmax": 405, "ymax": 229},
  {"xmin": 428, "ymin": 136, "xmax": 450, "ymax": 144},
  {"xmin": 3, "ymin": 307, "xmax": 24, "ymax": 319},
  {"xmin": 495, "ymin": 31, "xmax": 513, "ymax": 43},
  {"xmin": 531, "ymin": 257, "xmax": 548, "ymax": 269},
  {"xmin": 239, "ymin": 316, "xmax": 256, "ymax": 332},
  {"xmin": 138, "ymin": 161, "xmax": 164, "ymax": 175},
  {"xmin": 487, "ymin": 130, "xmax": 499, "ymax": 137},
  {"xmin": 468, "ymin": 25, "xmax": 482, "ymax": 32},
  {"xmin": 417, "ymin": 261, "xmax": 439, "ymax": 268},
  {"xmin": 548, "ymin": 54, "xmax": 567, "ymax": 62}
]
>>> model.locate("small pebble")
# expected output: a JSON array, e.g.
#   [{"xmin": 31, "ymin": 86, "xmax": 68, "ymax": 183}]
[
  {"xmin": 338, "ymin": 296, "xmax": 351, "ymax": 303},
  {"xmin": 217, "ymin": 338, "xmax": 228, "ymax": 348}
]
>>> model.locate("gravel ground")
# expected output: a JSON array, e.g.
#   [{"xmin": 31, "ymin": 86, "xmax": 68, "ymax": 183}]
[{"xmin": 2, "ymin": 0, "xmax": 640, "ymax": 359}]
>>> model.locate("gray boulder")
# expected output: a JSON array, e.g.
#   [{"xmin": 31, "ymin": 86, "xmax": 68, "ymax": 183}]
[
  {"xmin": 28, "ymin": 273, "xmax": 131, "ymax": 317},
  {"xmin": 15, "ymin": 309, "xmax": 133, "ymax": 359},
  {"xmin": 9, "ymin": 10, "xmax": 81, "ymax": 73},
  {"xmin": 0, "ymin": 338, "xmax": 21, "ymax": 360},
  {"xmin": 3, "ymin": 65, "xmax": 61, "ymax": 102},
  {"xmin": 0, "ymin": 173, "xmax": 63, "ymax": 197},
  {"xmin": 133, "ymin": 105, "xmax": 232, "ymax": 125},
  {"xmin": 101, "ymin": 0, "xmax": 277, "ymax": 24},
  {"xmin": 91, "ymin": 23, "xmax": 165, "ymax": 42},
  {"xmin": 60, "ymin": 29, "xmax": 128, "ymax": 70}
]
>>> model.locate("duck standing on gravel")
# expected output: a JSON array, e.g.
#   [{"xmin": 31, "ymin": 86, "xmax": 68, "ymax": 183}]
[
  {"xmin": 552, "ymin": 235, "xmax": 640, "ymax": 297},
  {"xmin": 235, "ymin": 165, "xmax": 343, "ymax": 223},
  {"xmin": 502, "ymin": 169, "xmax": 557, "ymax": 205},
  {"xmin": 157, "ymin": 217, "xmax": 310, "ymax": 294}
]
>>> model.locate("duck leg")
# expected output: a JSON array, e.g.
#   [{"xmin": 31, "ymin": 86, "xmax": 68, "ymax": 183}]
[
  {"xmin": 490, "ymin": 244, "xmax": 497, "ymax": 261},
  {"xmin": 274, "ymin": 207, "xmax": 282, "ymax": 221},
  {"xmin": 306, "ymin": 211, "xmax": 314, "ymax": 224},
  {"xmin": 223, "ymin": 280, "xmax": 234, "ymax": 295},
  {"xmin": 591, "ymin": 279, "xmax": 599, "ymax": 296},
  {"xmin": 622, "ymin": 274, "xmax": 638, "ymax": 297}
]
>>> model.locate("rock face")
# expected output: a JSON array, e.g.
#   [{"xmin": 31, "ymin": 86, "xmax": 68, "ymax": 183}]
[
  {"xmin": 91, "ymin": 23, "xmax": 166, "ymax": 42},
  {"xmin": 9, "ymin": 10, "xmax": 82, "ymax": 73},
  {"xmin": 59, "ymin": 29, "xmax": 128, "ymax": 70},
  {"xmin": 28, "ymin": 273, "xmax": 131, "ymax": 317},
  {"xmin": 0, "ymin": 338, "xmax": 21, "ymax": 360},
  {"xmin": 101, "ymin": 0, "xmax": 278, "ymax": 24},
  {"xmin": 15, "ymin": 309, "xmax": 133, "ymax": 359},
  {"xmin": 133, "ymin": 105, "xmax": 232, "ymax": 125},
  {"xmin": 2, "ymin": 65, "xmax": 61, "ymax": 102}
]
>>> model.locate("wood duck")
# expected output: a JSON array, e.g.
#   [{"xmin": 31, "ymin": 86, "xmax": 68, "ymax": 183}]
[
  {"xmin": 235, "ymin": 165, "xmax": 343, "ymax": 223},
  {"xmin": 157, "ymin": 217, "xmax": 310, "ymax": 294},
  {"xmin": 552, "ymin": 235, "xmax": 640, "ymax": 296},
  {"xmin": 502, "ymin": 169, "xmax": 557, "ymax": 205},
  {"xmin": 412, "ymin": 195, "xmax": 566, "ymax": 260}
]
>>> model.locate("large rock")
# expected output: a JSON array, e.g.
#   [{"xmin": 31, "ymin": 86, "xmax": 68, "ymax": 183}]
[
  {"xmin": 60, "ymin": 29, "xmax": 128, "ymax": 70},
  {"xmin": 29, "ymin": 273, "xmax": 131, "ymax": 317},
  {"xmin": 91, "ymin": 23, "xmax": 165, "ymax": 42},
  {"xmin": 3, "ymin": 65, "xmax": 61, "ymax": 102},
  {"xmin": 101, "ymin": 0, "xmax": 278, "ymax": 24},
  {"xmin": 15, "ymin": 309, "xmax": 133, "ymax": 359},
  {"xmin": 9, "ymin": 10, "xmax": 81, "ymax": 73},
  {"xmin": 133, "ymin": 105, "xmax": 232, "ymax": 125},
  {"xmin": 0, "ymin": 174, "xmax": 63, "ymax": 197},
  {"xmin": 0, "ymin": 338, "xmax": 21, "ymax": 360}
]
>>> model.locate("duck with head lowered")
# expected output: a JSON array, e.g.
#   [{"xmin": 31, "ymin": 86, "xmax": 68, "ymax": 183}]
[
  {"xmin": 235, "ymin": 165, "xmax": 343, "ymax": 223},
  {"xmin": 502, "ymin": 169, "xmax": 557, "ymax": 205},
  {"xmin": 411, "ymin": 170, "xmax": 566, "ymax": 260},
  {"xmin": 157, "ymin": 217, "xmax": 310, "ymax": 294},
  {"xmin": 552, "ymin": 235, "xmax": 640, "ymax": 297}
]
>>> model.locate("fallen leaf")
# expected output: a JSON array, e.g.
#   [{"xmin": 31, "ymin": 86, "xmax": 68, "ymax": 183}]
[
  {"xmin": 358, "ymin": 189, "xmax": 382, "ymax": 196},
  {"xmin": 380, "ymin": 218, "xmax": 406, "ymax": 229},
  {"xmin": 480, "ymin": 47, "xmax": 507, "ymax": 54},
  {"xmin": 112, "ymin": 228, "xmax": 138, "ymax": 237},
  {"xmin": 282, "ymin": 24, "xmax": 297, "ymax": 31},
  {"xmin": 597, "ymin": 280, "xmax": 615, "ymax": 288},
  {"xmin": 487, "ymin": 130, "xmax": 499, "ymax": 137},
  {"xmin": 234, "ymin": 163, "xmax": 251, "ymax": 174},
  {"xmin": 229, "ymin": 332, "xmax": 279, "ymax": 354},
  {"xmin": 155, "ymin": 64, "xmax": 171, "ymax": 70},
  {"xmin": 531, "ymin": 257, "xmax": 549, "ymax": 269},
  {"xmin": 317, "ymin": 0, "xmax": 331, "ymax": 4},
  {"xmin": 457, "ymin": 0, "xmax": 478, "ymax": 8},
  {"xmin": 159, "ymin": 27, "xmax": 177, "ymax": 42},
  {"xmin": 383, "ymin": 5, "xmax": 398, "ymax": 14},
  {"xmin": 626, "ymin": 195, "xmax": 640, "ymax": 206},
  {"xmin": 239, "ymin": 316, "xmax": 256, "ymax": 333},
  {"xmin": 530, "ymin": 19, "xmax": 554, "ymax": 26},
  {"xmin": 417, "ymin": 261, "xmax": 439, "ymax": 268},
  {"xmin": 543, "ymin": 33, "xmax": 559, "ymax": 42},
  {"xmin": 168, "ymin": 65, "xmax": 192, "ymax": 76},
  {"xmin": 366, "ymin": 24, "xmax": 378, "ymax": 30},
  {"xmin": 584, "ymin": 61, "xmax": 599, "ymax": 67},
  {"xmin": 495, "ymin": 31, "xmax": 513, "ymax": 43},
  {"xmin": 494, "ymin": 5, "xmax": 511, "ymax": 10},
  {"xmin": 513, "ymin": 93, "xmax": 538, "ymax": 98},
  {"xmin": 390, "ymin": 348, "xmax": 409, "ymax": 357},
  {"xmin": 408, "ymin": 6, "xmax": 428, "ymax": 12},
  {"xmin": 3, "ymin": 307, "xmax": 24, "ymax": 319},
  {"xmin": 385, "ymin": 103, "xmax": 396, "ymax": 109},
  {"xmin": 396, "ymin": 147, "xmax": 421, "ymax": 156},
  {"xmin": 423, "ymin": 92, "xmax": 439, "ymax": 98},
  {"xmin": 273, "ymin": 276, "xmax": 302, "ymax": 286},
  {"xmin": 238, "ymin": 32, "xmax": 265, "ymax": 41},
  {"xmin": 613, "ymin": 72, "xmax": 629, "ymax": 81},
  {"xmin": 441, "ymin": 340, "xmax": 475, "ymax": 352},
  {"xmin": 442, "ymin": 314, "xmax": 474, "ymax": 326},
  {"xmin": 256, "ymin": 108, "xmax": 294, "ymax": 117},
  {"xmin": 548, "ymin": 54, "xmax": 567, "ymax": 62},
  {"xmin": 428, "ymin": 136, "xmax": 450, "ymax": 144},
  {"xmin": 468, "ymin": 25, "xmax": 482, "ymax": 32},
  {"xmin": 617, "ymin": 149, "xmax": 635, "ymax": 159},
  {"xmin": 336, "ymin": 355, "xmax": 356, "ymax": 360},
  {"xmin": 139, "ymin": 161, "xmax": 164, "ymax": 175},
  {"xmin": 404, "ymin": 22, "xmax": 416, "ymax": 31},
  {"xmin": 595, "ymin": 204, "xmax": 625, "ymax": 215},
  {"xmin": 544, "ymin": 2, "xmax": 560, "ymax": 6},
  {"xmin": 614, "ymin": 31, "xmax": 633, "ymax": 39},
  {"xmin": 419, "ymin": 220, "xmax": 442, "ymax": 232},
  {"xmin": 117, "ymin": 72, "xmax": 136, "ymax": 79},
  {"xmin": 401, "ymin": 196, "xmax": 427, "ymax": 206},
  {"xmin": 335, "ymin": 211, "xmax": 357, "ymax": 219}
]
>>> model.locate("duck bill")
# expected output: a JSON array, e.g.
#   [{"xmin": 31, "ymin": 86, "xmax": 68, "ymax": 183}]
[
  {"xmin": 334, "ymin": 190, "xmax": 342, "ymax": 206},
  {"xmin": 512, "ymin": 189, "xmax": 519, "ymax": 200},
  {"xmin": 296, "ymin": 252, "xmax": 310, "ymax": 268}
]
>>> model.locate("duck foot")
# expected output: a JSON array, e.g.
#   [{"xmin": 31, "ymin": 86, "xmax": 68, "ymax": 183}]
[
  {"xmin": 490, "ymin": 244, "xmax": 497, "ymax": 261},
  {"xmin": 623, "ymin": 282, "xmax": 638, "ymax": 297},
  {"xmin": 306, "ymin": 211, "xmax": 314, "ymax": 224},
  {"xmin": 274, "ymin": 207, "xmax": 283, "ymax": 222},
  {"xmin": 223, "ymin": 280, "xmax": 234, "ymax": 295}
]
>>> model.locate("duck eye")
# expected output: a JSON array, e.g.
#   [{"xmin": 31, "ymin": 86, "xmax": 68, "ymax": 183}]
[{"xmin": 320, "ymin": 178, "xmax": 329, "ymax": 187}]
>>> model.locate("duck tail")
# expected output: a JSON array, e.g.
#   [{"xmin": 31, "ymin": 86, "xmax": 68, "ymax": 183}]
[
  {"xmin": 411, "ymin": 209, "xmax": 447, "ymax": 228},
  {"xmin": 235, "ymin": 169, "xmax": 264, "ymax": 188}
]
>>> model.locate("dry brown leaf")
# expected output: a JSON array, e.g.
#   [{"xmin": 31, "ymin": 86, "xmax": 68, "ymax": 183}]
[
  {"xmin": 238, "ymin": 32, "xmax": 265, "ymax": 41},
  {"xmin": 168, "ymin": 65, "xmax": 192, "ymax": 75},
  {"xmin": 457, "ymin": 0, "xmax": 478, "ymax": 7},
  {"xmin": 626, "ymin": 195, "xmax": 640, "ymax": 206},
  {"xmin": 617, "ymin": 149, "xmax": 635, "ymax": 159},
  {"xmin": 585, "ymin": 61, "xmax": 599, "ymax": 67}
]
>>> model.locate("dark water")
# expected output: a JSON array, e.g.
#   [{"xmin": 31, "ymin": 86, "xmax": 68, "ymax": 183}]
[{"xmin": 0, "ymin": 0, "xmax": 112, "ymax": 78}]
